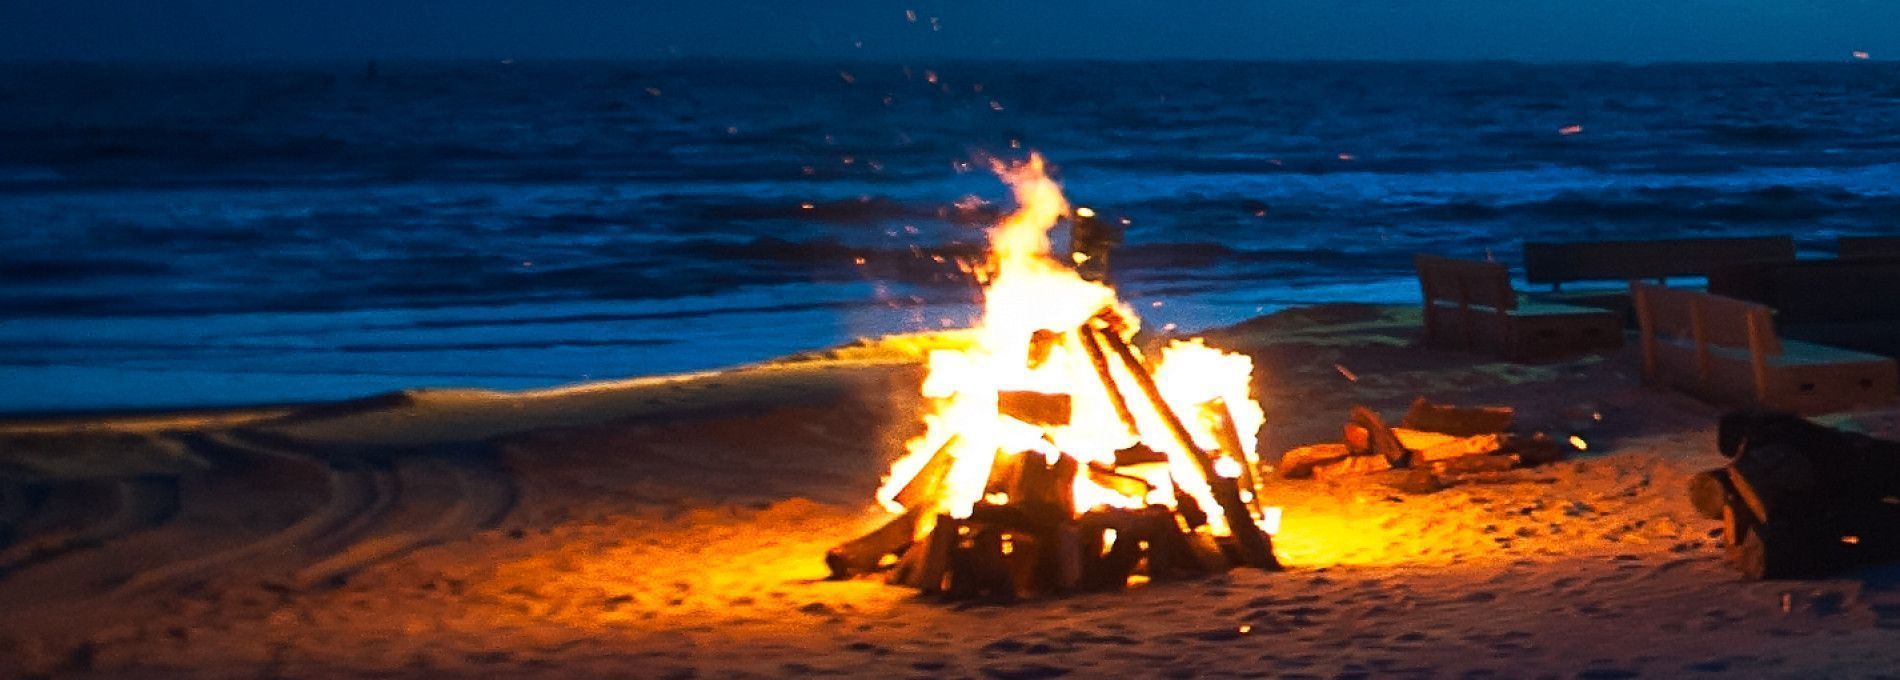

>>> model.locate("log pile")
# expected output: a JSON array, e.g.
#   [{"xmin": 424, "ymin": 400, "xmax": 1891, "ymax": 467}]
[
  {"xmin": 1278, "ymin": 398, "xmax": 1572, "ymax": 489},
  {"xmin": 1694, "ymin": 410, "xmax": 1900, "ymax": 579},
  {"xmin": 827, "ymin": 310, "xmax": 1280, "ymax": 600}
]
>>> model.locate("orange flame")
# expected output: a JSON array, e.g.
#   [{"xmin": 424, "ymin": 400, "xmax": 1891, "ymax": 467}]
[{"xmin": 876, "ymin": 154, "xmax": 1268, "ymax": 536}]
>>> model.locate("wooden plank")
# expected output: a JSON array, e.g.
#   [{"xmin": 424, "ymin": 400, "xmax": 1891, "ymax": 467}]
[{"xmin": 1523, "ymin": 236, "xmax": 1795, "ymax": 286}]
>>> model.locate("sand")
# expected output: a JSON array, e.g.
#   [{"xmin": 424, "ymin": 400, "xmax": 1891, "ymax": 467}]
[{"xmin": 5, "ymin": 304, "xmax": 1900, "ymax": 679}]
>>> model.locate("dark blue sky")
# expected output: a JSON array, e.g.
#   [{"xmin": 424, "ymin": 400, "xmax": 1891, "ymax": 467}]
[{"xmin": 2, "ymin": 1, "xmax": 1895, "ymax": 62}]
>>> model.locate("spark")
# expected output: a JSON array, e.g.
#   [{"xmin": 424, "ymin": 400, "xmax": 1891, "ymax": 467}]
[
  {"xmin": 644, "ymin": 87, "xmax": 662, "ymax": 96},
  {"xmin": 1334, "ymin": 363, "xmax": 1358, "ymax": 382},
  {"xmin": 1854, "ymin": 50, "xmax": 1871, "ymax": 60},
  {"xmin": 839, "ymin": 71, "xmax": 856, "ymax": 84},
  {"xmin": 1559, "ymin": 124, "xmax": 1584, "ymax": 135},
  {"xmin": 1337, "ymin": 152, "xmax": 1355, "ymax": 161},
  {"xmin": 905, "ymin": 9, "xmax": 917, "ymax": 22},
  {"xmin": 1569, "ymin": 435, "xmax": 1589, "ymax": 451}
]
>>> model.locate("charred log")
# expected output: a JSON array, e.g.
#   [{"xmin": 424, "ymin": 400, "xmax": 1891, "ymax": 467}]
[{"xmin": 826, "ymin": 507, "xmax": 923, "ymax": 579}]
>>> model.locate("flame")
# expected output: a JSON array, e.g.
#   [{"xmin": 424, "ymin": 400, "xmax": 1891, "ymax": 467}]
[{"xmin": 874, "ymin": 154, "xmax": 1267, "ymax": 536}]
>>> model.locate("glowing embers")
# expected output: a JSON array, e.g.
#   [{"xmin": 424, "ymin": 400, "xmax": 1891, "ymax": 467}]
[{"xmin": 826, "ymin": 155, "xmax": 1279, "ymax": 600}]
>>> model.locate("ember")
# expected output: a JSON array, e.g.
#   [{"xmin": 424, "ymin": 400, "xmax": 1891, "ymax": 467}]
[{"xmin": 828, "ymin": 155, "xmax": 1280, "ymax": 599}]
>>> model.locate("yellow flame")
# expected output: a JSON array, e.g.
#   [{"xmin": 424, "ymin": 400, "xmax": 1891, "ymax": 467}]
[{"xmin": 874, "ymin": 153, "xmax": 1267, "ymax": 534}]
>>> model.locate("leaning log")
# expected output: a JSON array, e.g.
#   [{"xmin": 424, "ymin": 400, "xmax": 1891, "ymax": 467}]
[
  {"xmin": 826, "ymin": 507, "xmax": 923, "ymax": 579},
  {"xmin": 1077, "ymin": 325, "xmax": 1141, "ymax": 433},
  {"xmin": 891, "ymin": 435, "xmax": 959, "ymax": 510},
  {"xmin": 1090, "ymin": 315, "xmax": 1279, "ymax": 570},
  {"xmin": 1206, "ymin": 399, "xmax": 1267, "ymax": 520}
]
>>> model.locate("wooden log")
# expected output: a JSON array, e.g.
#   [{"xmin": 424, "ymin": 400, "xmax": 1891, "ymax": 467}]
[
  {"xmin": 1349, "ymin": 406, "xmax": 1410, "ymax": 467},
  {"xmin": 1726, "ymin": 443, "xmax": 1817, "ymax": 523},
  {"xmin": 1090, "ymin": 315, "xmax": 1279, "ymax": 570},
  {"xmin": 998, "ymin": 391, "xmax": 1072, "ymax": 427},
  {"xmin": 1688, "ymin": 467, "xmax": 1736, "ymax": 521},
  {"xmin": 1053, "ymin": 522, "xmax": 1084, "ymax": 591},
  {"xmin": 1077, "ymin": 508, "xmax": 1147, "ymax": 590},
  {"xmin": 1506, "ymin": 433, "xmax": 1569, "ymax": 466},
  {"xmin": 1401, "ymin": 397, "xmax": 1515, "ymax": 436},
  {"xmin": 947, "ymin": 522, "xmax": 1015, "ymax": 600},
  {"xmin": 1077, "ymin": 324, "xmax": 1141, "ymax": 433},
  {"xmin": 826, "ymin": 507, "xmax": 922, "ymax": 579},
  {"xmin": 892, "ymin": 435, "xmax": 959, "ymax": 510},
  {"xmin": 1010, "ymin": 452, "xmax": 1079, "ymax": 526},
  {"xmin": 984, "ymin": 449, "xmax": 1028, "ymax": 502},
  {"xmin": 1395, "ymin": 429, "xmax": 1503, "ymax": 464},
  {"xmin": 1312, "ymin": 453, "xmax": 1394, "ymax": 480},
  {"xmin": 1720, "ymin": 497, "xmax": 1756, "ymax": 569},
  {"xmin": 1426, "ymin": 453, "xmax": 1518, "ymax": 477},
  {"xmin": 892, "ymin": 514, "xmax": 956, "ymax": 591},
  {"xmin": 1086, "ymin": 463, "xmax": 1154, "ymax": 500},
  {"xmin": 1205, "ymin": 399, "xmax": 1266, "ymax": 520},
  {"xmin": 1003, "ymin": 528, "xmax": 1048, "ymax": 599},
  {"xmin": 1278, "ymin": 443, "xmax": 1351, "ymax": 479},
  {"xmin": 1114, "ymin": 443, "xmax": 1170, "ymax": 466}
]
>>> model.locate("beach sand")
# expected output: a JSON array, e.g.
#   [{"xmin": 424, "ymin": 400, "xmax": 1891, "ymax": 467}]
[{"xmin": 5, "ymin": 304, "xmax": 1900, "ymax": 679}]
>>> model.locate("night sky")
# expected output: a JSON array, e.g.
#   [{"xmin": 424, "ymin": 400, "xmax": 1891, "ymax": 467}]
[{"xmin": 2, "ymin": 0, "xmax": 1896, "ymax": 63}]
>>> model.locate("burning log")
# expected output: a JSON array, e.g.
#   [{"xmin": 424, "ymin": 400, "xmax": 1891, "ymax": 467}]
[
  {"xmin": 1206, "ymin": 399, "xmax": 1267, "ymax": 519},
  {"xmin": 891, "ymin": 515, "xmax": 956, "ymax": 591},
  {"xmin": 1077, "ymin": 324, "xmax": 1141, "ymax": 432},
  {"xmin": 1090, "ymin": 313, "xmax": 1280, "ymax": 570},
  {"xmin": 998, "ymin": 391, "xmax": 1072, "ymax": 427},
  {"xmin": 891, "ymin": 435, "xmax": 959, "ymax": 510},
  {"xmin": 837, "ymin": 156, "xmax": 1280, "ymax": 600}
]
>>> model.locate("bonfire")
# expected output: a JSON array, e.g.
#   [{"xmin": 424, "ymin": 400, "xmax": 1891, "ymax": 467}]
[{"xmin": 827, "ymin": 155, "xmax": 1281, "ymax": 600}]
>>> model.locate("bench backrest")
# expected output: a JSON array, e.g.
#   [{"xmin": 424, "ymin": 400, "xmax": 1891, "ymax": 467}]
[
  {"xmin": 1524, "ymin": 236, "xmax": 1796, "ymax": 286},
  {"xmin": 1415, "ymin": 254, "xmax": 1515, "ymax": 312},
  {"xmin": 1711, "ymin": 257, "xmax": 1900, "ymax": 324},
  {"xmin": 1631, "ymin": 282, "xmax": 1781, "ymax": 356},
  {"xmin": 1840, "ymin": 236, "xmax": 1900, "ymax": 260}
]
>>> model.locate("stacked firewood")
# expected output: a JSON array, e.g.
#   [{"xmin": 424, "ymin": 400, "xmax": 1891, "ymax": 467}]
[
  {"xmin": 1693, "ymin": 411, "xmax": 1900, "ymax": 579},
  {"xmin": 827, "ymin": 310, "xmax": 1280, "ymax": 601},
  {"xmin": 1277, "ymin": 398, "xmax": 1569, "ymax": 489}
]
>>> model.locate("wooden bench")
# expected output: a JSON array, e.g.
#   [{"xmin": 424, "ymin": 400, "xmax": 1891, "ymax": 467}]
[
  {"xmin": 1709, "ymin": 256, "xmax": 1900, "ymax": 358},
  {"xmin": 1840, "ymin": 235, "xmax": 1900, "ymax": 260},
  {"xmin": 1414, "ymin": 254, "xmax": 1622, "ymax": 361},
  {"xmin": 1631, "ymin": 282, "xmax": 1896, "ymax": 414},
  {"xmin": 1523, "ymin": 236, "xmax": 1795, "ymax": 291}
]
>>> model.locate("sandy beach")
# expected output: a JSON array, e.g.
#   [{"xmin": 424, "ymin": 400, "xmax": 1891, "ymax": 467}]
[{"xmin": 5, "ymin": 303, "xmax": 1900, "ymax": 679}]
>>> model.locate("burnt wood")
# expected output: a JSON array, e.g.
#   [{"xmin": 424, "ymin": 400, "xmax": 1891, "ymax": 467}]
[{"xmin": 826, "ymin": 507, "xmax": 922, "ymax": 579}]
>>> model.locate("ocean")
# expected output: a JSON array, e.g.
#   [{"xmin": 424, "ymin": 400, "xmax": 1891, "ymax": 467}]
[{"xmin": 3, "ymin": 60, "xmax": 1898, "ymax": 414}]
